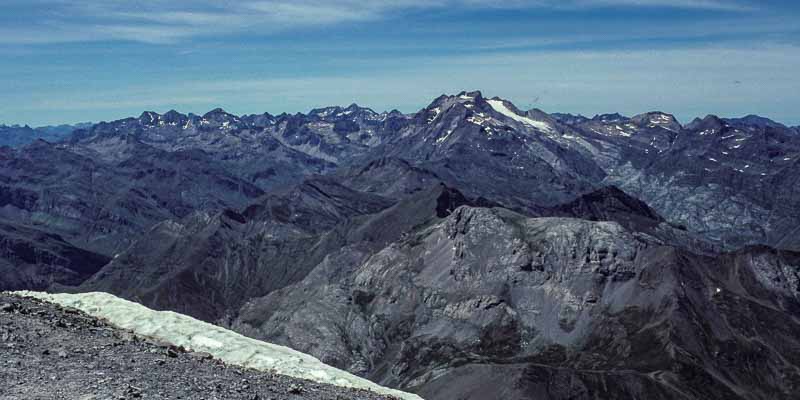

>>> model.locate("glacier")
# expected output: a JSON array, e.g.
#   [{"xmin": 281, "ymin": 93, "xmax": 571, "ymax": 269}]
[
  {"xmin": 487, "ymin": 99, "xmax": 555, "ymax": 133},
  {"xmin": 10, "ymin": 291, "xmax": 423, "ymax": 400}
]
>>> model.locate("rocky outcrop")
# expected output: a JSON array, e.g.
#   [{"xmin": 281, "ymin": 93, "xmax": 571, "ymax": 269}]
[{"xmin": 235, "ymin": 206, "xmax": 800, "ymax": 399}]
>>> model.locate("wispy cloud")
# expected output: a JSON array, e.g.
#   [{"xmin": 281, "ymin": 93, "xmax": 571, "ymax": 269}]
[
  {"xmin": 571, "ymin": 0, "xmax": 755, "ymax": 12},
  {"xmin": 0, "ymin": 0, "xmax": 757, "ymax": 45}
]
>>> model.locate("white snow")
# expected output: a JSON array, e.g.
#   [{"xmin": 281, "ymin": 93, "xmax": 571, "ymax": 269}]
[
  {"xmin": 436, "ymin": 130, "xmax": 453, "ymax": 144},
  {"xmin": 11, "ymin": 291, "xmax": 423, "ymax": 400},
  {"xmin": 486, "ymin": 99, "xmax": 555, "ymax": 133},
  {"xmin": 427, "ymin": 107, "xmax": 441, "ymax": 123},
  {"xmin": 708, "ymin": 158, "xmax": 718, "ymax": 162},
  {"xmin": 466, "ymin": 114, "xmax": 488, "ymax": 126},
  {"xmin": 458, "ymin": 94, "xmax": 474, "ymax": 101}
]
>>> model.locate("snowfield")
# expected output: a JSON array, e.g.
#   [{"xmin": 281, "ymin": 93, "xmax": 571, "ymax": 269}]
[
  {"xmin": 487, "ymin": 99, "xmax": 555, "ymax": 133},
  {"xmin": 11, "ymin": 291, "xmax": 423, "ymax": 400}
]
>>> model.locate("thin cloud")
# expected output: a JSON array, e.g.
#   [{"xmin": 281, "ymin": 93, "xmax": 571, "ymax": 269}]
[
  {"xmin": 574, "ymin": 0, "xmax": 755, "ymax": 12},
  {"xmin": 0, "ymin": 0, "xmax": 756, "ymax": 45}
]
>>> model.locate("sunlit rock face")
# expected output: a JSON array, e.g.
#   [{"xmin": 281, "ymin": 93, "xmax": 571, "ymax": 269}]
[{"xmin": 234, "ymin": 206, "xmax": 800, "ymax": 399}]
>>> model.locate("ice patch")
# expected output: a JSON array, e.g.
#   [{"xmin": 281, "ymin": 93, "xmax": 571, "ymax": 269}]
[
  {"xmin": 486, "ymin": 99, "xmax": 555, "ymax": 133},
  {"xmin": 192, "ymin": 336, "xmax": 224, "ymax": 349},
  {"xmin": 436, "ymin": 130, "xmax": 453, "ymax": 144},
  {"xmin": 11, "ymin": 291, "xmax": 423, "ymax": 400},
  {"xmin": 427, "ymin": 107, "xmax": 441, "ymax": 124}
]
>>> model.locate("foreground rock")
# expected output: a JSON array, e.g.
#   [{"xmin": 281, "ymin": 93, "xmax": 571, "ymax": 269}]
[{"xmin": 0, "ymin": 292, "xmax": 401, "ymax": 400}]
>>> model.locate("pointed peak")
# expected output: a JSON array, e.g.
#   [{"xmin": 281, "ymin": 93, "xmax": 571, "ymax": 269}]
[
  {"xmin": 685, "ymin": 114, "xmax": 727, "ymax": 135},
  {"xmin": 138, "ymin": 111, "xmax": 161, "ymax": 125},
  {"xmin": 203, "ymin": 108, "xmax": 234, "ymax": 119},
  {"xmin": 457, "ymin": 90, "xmax": 483, "ymax": 99},
  {"xmin": 139, "ymin": 111, "xmax": 159, "ymax": 119}
]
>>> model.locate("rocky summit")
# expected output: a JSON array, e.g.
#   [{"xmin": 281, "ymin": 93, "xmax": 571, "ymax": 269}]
[{"xmin": 2, "ymin": 91, "xmax": 800, "ymax": 400}]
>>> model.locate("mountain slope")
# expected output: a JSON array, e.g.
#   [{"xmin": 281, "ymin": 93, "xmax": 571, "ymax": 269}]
[
  {"xmin": 2, "ymin": 291, "xmax": 417, "ymax": 400},
  {"xmin": 234, "ymin": 205, "xmax": 800, "ymax": 400},
  {"xmin": 365, "ymin": 91, "xmax": 604, "ymax": 211},
  {"xmin": 0, "ymin": 220, "xmax": 109, "ymax": 290},
  {"xmin": 78, "ymin": 177, "xmax": 396, "ymax": 322}
]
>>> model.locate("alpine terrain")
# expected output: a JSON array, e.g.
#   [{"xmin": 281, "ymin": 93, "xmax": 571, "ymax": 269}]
[{"xmin": 3, "ymin": 91, "xmax": 800, "ymax": 400}]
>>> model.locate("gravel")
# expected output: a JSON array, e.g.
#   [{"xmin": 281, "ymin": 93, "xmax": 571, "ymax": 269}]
[{"xmin": 0, "ymin": 293, "xmax": 398, "ymax": 400}]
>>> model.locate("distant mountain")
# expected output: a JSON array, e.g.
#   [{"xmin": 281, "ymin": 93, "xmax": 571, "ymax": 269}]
[
  {"xmin": 724, "ymin": 114, "xmax": 788, "ymax": 129},
  {"xmin": 3, "ymin": 92, "xmax": 800, "ymax": 400},
  {"xmin": 0, "ymin": 122, "xmax": 91, "ymax": 147},
  {"xmin": 0, "ymin": 139, "xmax": 264, "ymax": 256}
]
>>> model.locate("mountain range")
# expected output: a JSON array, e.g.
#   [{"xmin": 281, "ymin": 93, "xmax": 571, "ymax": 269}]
[
  {"xmin": 2, "ymin": 91, "xmax": 799, "ymax": 399},
  {"xmin": 0, "ymin": 122, "xmax": 92, "ymax": 148}
]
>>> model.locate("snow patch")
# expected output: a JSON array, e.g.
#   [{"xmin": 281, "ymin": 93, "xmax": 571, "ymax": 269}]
[
  {"xmin": 436, "ymin": 130, "xmax": 453, "ymax": 144},
  {"xmin": 11, "ymin": 291, "xmax": 423, "ymax": 400},
  {"xmin": 486, "ymin": 99, "xmax": 555, "ymax": 133},
  {"xmin": 427, "ymin": 107, "xmax": 441, "ymax": 124}
]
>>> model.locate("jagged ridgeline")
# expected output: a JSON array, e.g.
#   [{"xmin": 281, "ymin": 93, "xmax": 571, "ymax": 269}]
[{"xmin": 2, "ymin": 91, "xmax": 800, "ymax": 400}]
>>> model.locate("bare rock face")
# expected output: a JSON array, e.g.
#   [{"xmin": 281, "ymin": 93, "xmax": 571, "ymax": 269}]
[
  {"xmin": 78, "ymin": 178, "xmax": 395, "ymax": 322},
  {"xmin": 234, "ymin": 206, "xmax": 800, "ymax": 400}
]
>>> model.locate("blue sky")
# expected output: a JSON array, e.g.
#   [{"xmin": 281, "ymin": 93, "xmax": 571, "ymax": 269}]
[{"xmin": 1, "ymin": 0, "xmax": 799, "ymax": 126}]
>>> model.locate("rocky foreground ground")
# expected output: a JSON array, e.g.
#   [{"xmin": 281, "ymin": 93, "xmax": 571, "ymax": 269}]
[{"xmin": 0, "ymin": 293, "xmax": 397, "ymax": 400}]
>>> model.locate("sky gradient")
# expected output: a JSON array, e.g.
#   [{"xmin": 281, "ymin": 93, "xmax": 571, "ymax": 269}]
[{"xmin": 2, "ymin": 0, "xmax": 799, "ymax": 126}]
